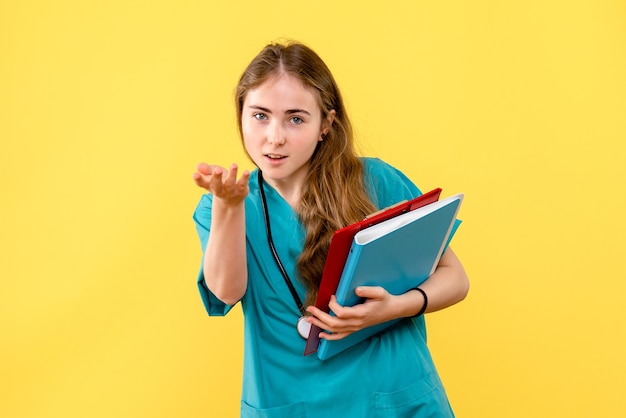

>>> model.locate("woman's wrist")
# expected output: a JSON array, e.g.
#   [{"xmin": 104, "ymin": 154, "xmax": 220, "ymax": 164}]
[
  {"xmin": 396, "ymin": 287, "xmax": 429, "ymax": 318},
  {"xmin": 411, "ymin": 287, "xmax": 428, "ymax": 317}
]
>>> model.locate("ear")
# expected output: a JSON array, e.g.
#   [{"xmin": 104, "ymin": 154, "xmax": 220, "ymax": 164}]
[{"xmin": 321, "ymin": 109, "xmax": 336, "ymax": 140}]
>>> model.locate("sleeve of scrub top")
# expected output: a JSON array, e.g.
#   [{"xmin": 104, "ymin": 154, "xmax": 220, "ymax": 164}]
[
  {"xmin": 364, "ymin": 157, "xmax": 461, "ymax": 248},
  {"xmin": 192, "ymin": 193, "xmax": 235, "ymax": 316},
  {"xmin": 362, "ymin": 157, "xmax": 423, "ymax": 206}
]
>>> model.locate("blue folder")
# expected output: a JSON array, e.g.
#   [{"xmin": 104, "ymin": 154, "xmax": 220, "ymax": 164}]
[{"xmin": 316, "ymin": 194, "xmax": 463, "ymax": 360}]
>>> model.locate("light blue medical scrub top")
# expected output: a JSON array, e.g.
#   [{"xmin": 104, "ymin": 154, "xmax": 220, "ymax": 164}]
[{"xmin": 193, "ymin": 158, "xmax": 455, "ymax": 418}]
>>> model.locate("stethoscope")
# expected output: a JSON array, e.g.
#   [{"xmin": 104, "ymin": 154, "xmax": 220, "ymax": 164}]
[{"xmin": 258, "ymin": 171, "xmax": 312, "ymax": 339}]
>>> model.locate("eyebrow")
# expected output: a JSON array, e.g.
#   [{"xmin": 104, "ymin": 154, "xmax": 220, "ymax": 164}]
[{"xmin": 248, "ymin": 105, "xmax": 312, "ymax": 116}]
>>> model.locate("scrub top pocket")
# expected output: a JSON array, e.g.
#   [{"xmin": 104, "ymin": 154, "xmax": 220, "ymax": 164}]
[
  {"xmin": 241, "ymin": 400, "xmax": 307, "ymax": 418},
  {"xmin": 372, "ymin": 372, "xmax": 454, "ymax": 418}
]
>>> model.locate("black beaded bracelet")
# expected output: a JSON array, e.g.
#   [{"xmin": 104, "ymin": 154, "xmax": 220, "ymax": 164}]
[{"xmin": 413, "ymin": 287, "xmax": 428, "ymax": 317}]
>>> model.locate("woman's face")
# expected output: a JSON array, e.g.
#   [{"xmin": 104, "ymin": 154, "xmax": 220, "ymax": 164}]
[{"xmin": 241, "ymin": 73, "xmax": 331, "ymax": 199}]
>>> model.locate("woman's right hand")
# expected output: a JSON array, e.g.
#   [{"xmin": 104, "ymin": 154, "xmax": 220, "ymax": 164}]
[{"xmin": 193, "ymin": 163, "xmax": 250, "ymax": 206}]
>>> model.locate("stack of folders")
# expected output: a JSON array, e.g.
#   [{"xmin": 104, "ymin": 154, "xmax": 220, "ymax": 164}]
[{"xmin": 304, "ymin": 189, "xmax": 463, "ymax": 360}]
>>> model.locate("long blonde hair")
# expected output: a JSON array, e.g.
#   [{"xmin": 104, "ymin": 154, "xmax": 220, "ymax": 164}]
[{"xmin": 236, "ymin": 41, "xmax": 377, "ymax": 307}]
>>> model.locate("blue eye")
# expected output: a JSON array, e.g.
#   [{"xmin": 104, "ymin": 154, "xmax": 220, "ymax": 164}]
[
  {"xmin": 254, "ymin": 113, "xmax": 267, "ymax": 120},
  {"xmin": 290, "ymin": 116, "xmax": 303, "ymax": 125}
]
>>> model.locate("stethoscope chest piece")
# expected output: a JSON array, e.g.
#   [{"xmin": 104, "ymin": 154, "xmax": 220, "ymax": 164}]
[{"xmin": 297, "ymin": 316, "xmax": 312, "ymax": 339}]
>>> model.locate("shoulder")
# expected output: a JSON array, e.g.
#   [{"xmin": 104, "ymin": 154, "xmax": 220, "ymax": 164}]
[
  {"xmin": 360, "ymin": 157, "xmax": 422, "ymax": 208},
  {"xmin": 361, "ymin": 157, "xmax": 404, "ymax": 178}
]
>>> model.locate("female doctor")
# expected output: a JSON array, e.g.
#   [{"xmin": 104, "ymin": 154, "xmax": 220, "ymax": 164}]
[{"xmin": 192, "ymin": 41, "xmax": 469, "ymax": 417}]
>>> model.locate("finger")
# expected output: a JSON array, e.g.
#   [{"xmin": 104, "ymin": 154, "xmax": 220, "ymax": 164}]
[
  {"xmin": 208, "ymin": 167, "xmax": 225, "ymax": 193},
  {"xmin": 306, "ymin": 305, "xmax": 333, "ymax": 324},
  {"xmin": 318, "ymin": 330, "xmax": 352, "ymax": 341},
  {"xmin": 327, "ymin": 295, "xmax": 350, "ymax": 317},
  {"xmin": 311, "ymin": 298, "xmax": 345, "ymax": 321},
  {"xmin": 307, "ymin": 314, "xmax": 355, "ymax": 335},
  {"xmin": 196, "ymin": 163, "xmax": 215, "ymax": 175},
  {"xmin": 237, "ymin": 170, "xmax": 251, "ymax": 190},
  {"xmin": 194, "ymin": 164, "xmax": 222, "ymax": 190},
  {"xmin": 305, "ymin": 306, "xmax": 347, "ymax": 331},
  {"xmin": 355, "ymin": 286, "xmax": 386, "ymax": 300},
  {"xmin": 193, "ymin": 171, "xmax": 213, "ymax": 189},
  {"xmin": 224, "ymin": 163, "xmax": 239, "ymax": 188},
  {"xmin": 305, "ymin": 314, "xmax": 329, "ymax": 331}
]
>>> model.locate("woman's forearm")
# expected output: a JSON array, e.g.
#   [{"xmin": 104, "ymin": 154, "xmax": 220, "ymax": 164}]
[
  {"xmin": 406, "ymin": 248, "xmax": 469, "ymax": 316},
  {"xmin": 203, "ymin": 199, "xmax": 248, "ymax": 305}
]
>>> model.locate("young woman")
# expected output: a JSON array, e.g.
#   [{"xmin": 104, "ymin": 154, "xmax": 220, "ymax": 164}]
[{"xmin": 192, "ymin": 41, "xmax": 469, "ymax": 417}]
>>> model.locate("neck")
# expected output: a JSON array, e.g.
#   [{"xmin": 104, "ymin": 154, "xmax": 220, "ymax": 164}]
[
  {"xmin": 259, "ymin": 171, "xmax": 302, "ymax": 210},
  {"xmin": 272, "ymin": 181, "xmax": 301, "ymax": 209}
]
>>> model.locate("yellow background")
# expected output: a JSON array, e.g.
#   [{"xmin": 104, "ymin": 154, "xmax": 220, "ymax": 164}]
[{"xmin": 2, "ymin": 1, "xmax": 625, "ymax": 417}]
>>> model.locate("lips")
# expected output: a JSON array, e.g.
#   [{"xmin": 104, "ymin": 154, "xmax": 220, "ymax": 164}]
[{"xmin": 265, "ymin": 154, "xmax": 286, "ymax": 160}]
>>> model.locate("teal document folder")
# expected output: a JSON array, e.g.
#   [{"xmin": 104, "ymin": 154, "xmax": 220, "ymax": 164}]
[
  {"xmin": 315, "ymin": 193, "xmax": 463, "ymax": 360},
  {"xmin": 304, "ymin": 189, "xmax": 443, "ymax": 356}
]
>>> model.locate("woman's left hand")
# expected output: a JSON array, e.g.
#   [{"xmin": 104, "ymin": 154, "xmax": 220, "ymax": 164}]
[
  {"xmin": 305, "ymin": 286, "xmax": 400, "ymax": 341},
  {"xmin": 305, "ymin": 249, "xmax": 469, "ymax": 341}
]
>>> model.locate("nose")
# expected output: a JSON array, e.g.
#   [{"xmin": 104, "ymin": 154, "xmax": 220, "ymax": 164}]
[{"xmin": 267, "ymin": 122, "xmax": 285, "ymax": 146}]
